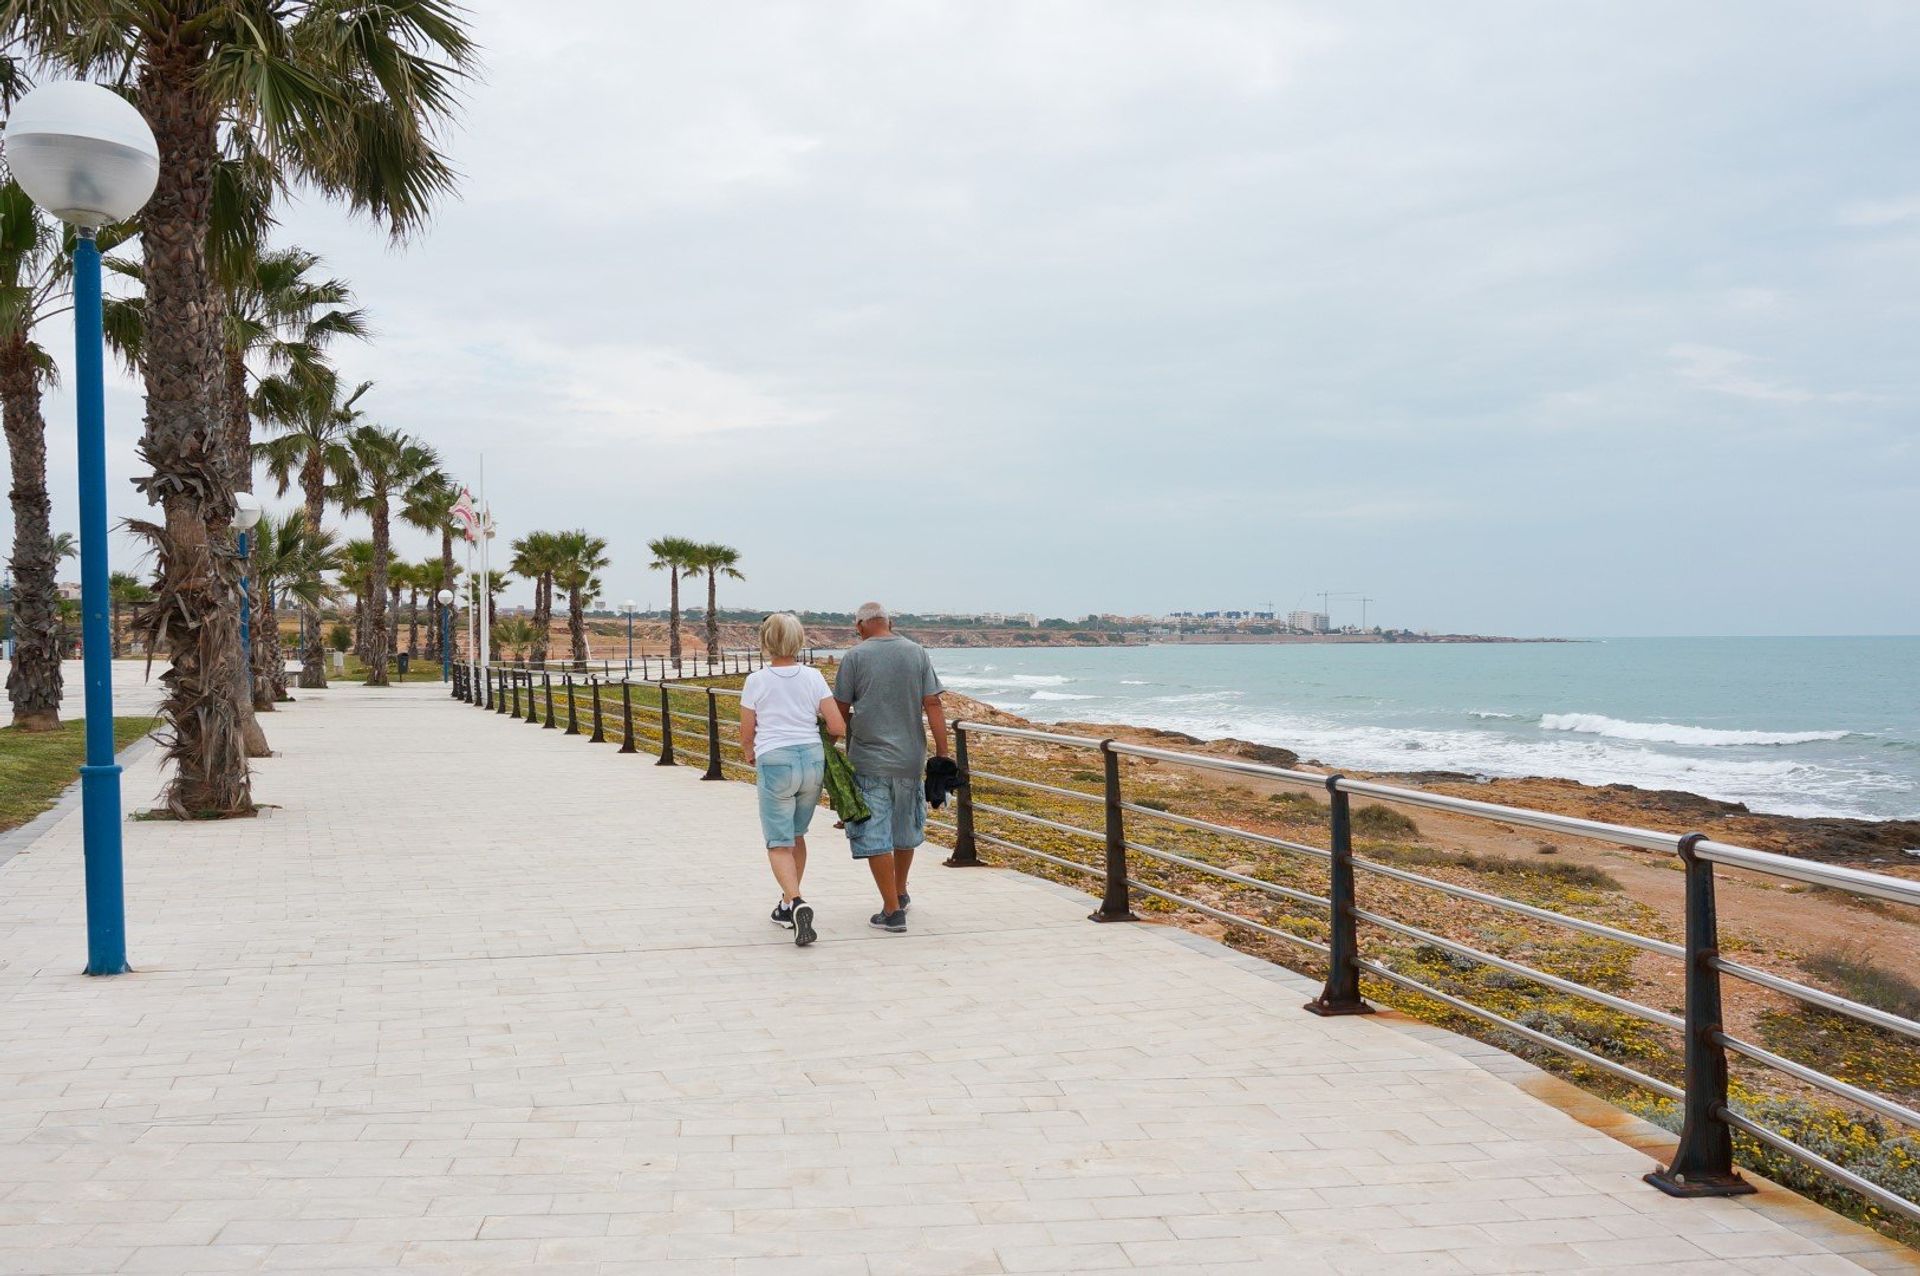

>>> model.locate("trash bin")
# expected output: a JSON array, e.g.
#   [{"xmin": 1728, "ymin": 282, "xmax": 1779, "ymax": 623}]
[{"xmin": 396, "ymin": 651, "xmax": 411, "ymax": 675}]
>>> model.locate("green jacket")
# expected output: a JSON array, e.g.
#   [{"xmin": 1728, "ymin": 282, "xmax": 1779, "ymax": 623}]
[{"xmin": 821, "ymin": 725, "xmax": 871, "ymax": 824}]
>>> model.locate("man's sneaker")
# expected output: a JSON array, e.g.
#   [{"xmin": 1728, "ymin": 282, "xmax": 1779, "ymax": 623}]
[
  {"xmin": 771, "ymin": 900, "xmax": 795, "ymax": 929},
  {"xmin": 869, "ymin": 909, "xmax": 907, "ymax": 933},
  {"xmin": 898, "ymin": 892, "xmax": 911, "ymax": 912},
  {"xmin": 792, "ymin": 901, "xmax": 816, "ymax": 947}
]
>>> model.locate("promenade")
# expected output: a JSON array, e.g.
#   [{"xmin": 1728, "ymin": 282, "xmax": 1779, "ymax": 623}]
[{"xmin": 0, "ymin": 682, "xmax": 1911, "ymax": 1274}]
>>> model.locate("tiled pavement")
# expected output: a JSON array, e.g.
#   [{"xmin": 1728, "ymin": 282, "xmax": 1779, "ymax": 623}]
[{"xmin": 0, "ymin": 681, "xmax": 1912, "ymax": 1275}]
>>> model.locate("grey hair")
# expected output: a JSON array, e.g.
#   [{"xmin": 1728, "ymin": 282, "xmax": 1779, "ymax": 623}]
[{"xmin": 855, "ymin": 601, "xmax": 890, "ymax": 625}]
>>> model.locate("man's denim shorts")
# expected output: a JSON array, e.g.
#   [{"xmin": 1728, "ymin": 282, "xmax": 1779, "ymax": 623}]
[
  {"xmin": 847, "ymin": 772, "xmax": 927, "ymax": 858},
  {"xmin": 756, "ymin": 743, "xmax": 825, "ymax": 848}
]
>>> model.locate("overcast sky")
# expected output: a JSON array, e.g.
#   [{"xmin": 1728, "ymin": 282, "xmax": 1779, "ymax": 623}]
[{"xmin": 17, "ymin": 1, "xmax": 1920, "ymax": 636}]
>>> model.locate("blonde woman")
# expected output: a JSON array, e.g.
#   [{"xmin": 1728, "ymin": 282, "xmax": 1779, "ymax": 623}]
[{"xmin": 739, "ymin": 613, "xmax": 844, "ymax": 946}]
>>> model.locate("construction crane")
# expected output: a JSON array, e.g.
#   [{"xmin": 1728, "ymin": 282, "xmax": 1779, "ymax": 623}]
[{"xmin": 1357, "ymin": 596, "xmax": 1375, "ymax": 631}]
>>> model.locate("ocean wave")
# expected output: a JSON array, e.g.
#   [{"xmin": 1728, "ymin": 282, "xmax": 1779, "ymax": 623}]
[
  {"xmin": 1120, "ymin": 679, "xmax": 1150, "ymax": 685},
  {"xmin": 1029, "ymin": 690, "xmax": 1096, "ymax": 701},
  {"xmin": 1469, "ymin": 710, "xmax": 1519, "ymax": 720},
  {"xmin": 1539, "ymin": 713, "xmax": 1850, "ymax": 748},
  {"xmin": 1010, "ymin": 674, "xmax": 1070, "ymax": 686}
]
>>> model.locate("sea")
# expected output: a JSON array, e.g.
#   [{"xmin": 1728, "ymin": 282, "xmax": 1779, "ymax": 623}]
[{"xmin": 926, "ymin": 637, "xmax": 1920, "ymax": 822}]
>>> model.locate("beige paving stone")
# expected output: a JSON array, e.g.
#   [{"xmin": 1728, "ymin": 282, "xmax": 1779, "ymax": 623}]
[{"xmin": 0, "ymin": 682, "xmax": 1910, "ymax": 1273}]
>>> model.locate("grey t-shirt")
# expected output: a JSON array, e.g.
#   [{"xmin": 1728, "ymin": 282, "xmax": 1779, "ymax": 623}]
[{"xmin": 834, "ymin": 635, "xmax": 943, "ymax": 778}]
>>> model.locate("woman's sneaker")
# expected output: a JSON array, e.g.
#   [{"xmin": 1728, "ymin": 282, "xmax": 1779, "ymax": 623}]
[
  {"xmin": 898, "ymin": 892, "xmax": 911, "ymax": 912},
  {"xmin": 792, "ymin": 901, "xmax": 816, "ymax": 947},
  {"xmin": 771, "ymin": 900, "xmax": 795, "ymax": 929},
  {"xmin": 869, "ymin": 909, "xmax": 907, "ymax": 933}
]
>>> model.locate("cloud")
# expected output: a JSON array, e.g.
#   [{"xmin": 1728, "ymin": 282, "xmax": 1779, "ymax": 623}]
[
  {"xmin": 12, "ymin": 1, "xmax": 1920, "ymax": 636},
  {"xmin": 1837, "ymin": 194, "xmax": 1920, "ymax": 228}
]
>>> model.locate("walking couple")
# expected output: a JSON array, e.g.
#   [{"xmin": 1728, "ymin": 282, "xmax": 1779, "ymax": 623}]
[{"xmin": 737, "ymin": 602, "xmax": 948, "ymax": 947}]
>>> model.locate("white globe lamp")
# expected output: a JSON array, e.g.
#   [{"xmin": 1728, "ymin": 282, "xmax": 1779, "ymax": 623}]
[{"xmin": 3, "ymin": 82, "xmax": 160, "ymax": 228}]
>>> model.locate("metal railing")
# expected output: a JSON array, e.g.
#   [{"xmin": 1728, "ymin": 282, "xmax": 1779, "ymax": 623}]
[{"xmin": 444, "ymin": 667, "xmax": 1920, "ymax": 1226}]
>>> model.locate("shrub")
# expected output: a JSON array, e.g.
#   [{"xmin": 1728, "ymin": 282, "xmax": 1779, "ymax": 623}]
[
  {"xmin": 1134, "ymin": 797, "xmax": 1171, "ymax": 812},
  {"xmin": 1352, "ymin": 804, "xmax": 1418, "ymax": 838},
  {"xmin": 1802, "ymin": 946, "xmax": 1920, "ymax": 1020},
  {"xmin": 328, "ymin": 622, "xmax": 352, "ymax": 653},
  {"xmin": 1370, "ymin": 843, "xmax": 1620, "ymax": 892}
]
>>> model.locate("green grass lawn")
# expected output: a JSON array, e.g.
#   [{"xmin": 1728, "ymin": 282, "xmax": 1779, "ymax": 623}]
[
  {"xmin": 326, "ymin": 655, "xmax": 452, "ymax": 684},
  {"xmin": 0, "ymin": 717, "xmax": 161, "ymax": 834}
]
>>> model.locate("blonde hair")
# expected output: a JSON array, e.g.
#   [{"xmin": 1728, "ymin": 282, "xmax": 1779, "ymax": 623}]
[{"xmin": 759, "ymin": 612, "xmax": 806, "ymax": 660}]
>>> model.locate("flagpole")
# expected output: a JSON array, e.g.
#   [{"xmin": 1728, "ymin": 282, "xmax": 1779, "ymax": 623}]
[{"xmin": 478, "ymin": 454, "xmax": 492, "ymax": 674}]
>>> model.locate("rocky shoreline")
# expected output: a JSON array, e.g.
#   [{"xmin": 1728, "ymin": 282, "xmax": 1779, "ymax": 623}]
[{"xmin": 941, "ymin": 690, "xmax": 1920, "ymax": 871}]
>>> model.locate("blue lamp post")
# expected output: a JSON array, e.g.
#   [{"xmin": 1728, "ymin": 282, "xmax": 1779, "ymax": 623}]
[
  {"xmin": 232, "ymin": 493, "xmax": 262, "ymax": 684},
  {"xmin": 4, "ymin": 82, "xmax": 160, "ymax": 976},
  {"xmin": 437, "ymin": 588, "xmax": 455, "ymax": 682}
]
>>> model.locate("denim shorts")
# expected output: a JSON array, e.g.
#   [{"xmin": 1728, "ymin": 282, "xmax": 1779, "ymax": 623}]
[
  {"xmin": 847, "ymin": 772, "xmax": 927, "ymax": 858},
  {"xmin": 756, "ymin": 743, "xmax": 825, "ymax": 848}
]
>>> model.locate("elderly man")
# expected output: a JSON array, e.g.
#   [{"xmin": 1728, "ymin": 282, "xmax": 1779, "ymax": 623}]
[{"xmin": 835, "ymin": 601, "xmax": 948, "ymax": 933}]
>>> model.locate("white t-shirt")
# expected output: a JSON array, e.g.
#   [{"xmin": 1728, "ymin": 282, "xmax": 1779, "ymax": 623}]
[{"xmin": 741, "ymin": 665, "xmax": 833, "ymax": 754}]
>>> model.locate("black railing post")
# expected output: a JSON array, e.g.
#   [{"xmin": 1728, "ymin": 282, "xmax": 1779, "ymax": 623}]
[
  {"xmin": 1647, "ymin": 834, "xmax": 1755, "ymax": 1198},
  {"xmin": 618, "ymin": 681, "xmax": 637, "ymax": 754},
  {"xmin": 543, "ymin": 674, "xmax": 557, "ymax": 729},
  {"xmin": 1090, "ymin": 740, "xmax": 1136, "ymax": 922},
  {"xmin": 656, "ymin": 683, "xmax": 676, "ymax": 766},
  {"xmin": 523, "ymin": 672, "xmax": 538, "ymax": 723},
  {"xmin": 493, "ymin": 669, "xmax": 506, "ymax": 714},
  {"xmin": 701, "ymin": 689, "xmax": 724, "ymax": 780},
  {"xmin": 589, "ymin": 679, "xmax": 605, "ymax": 742},
  {"xmin": 1307, "ymin": 778, "xmax": 1375, "ymax": 1016},
  {"xmin": 564, "ymin": 675, "xmax": 580, "ymax": 735},
  {"xmin": 943, "ymin": 724, "xmax": 980, "ymax": 867}
]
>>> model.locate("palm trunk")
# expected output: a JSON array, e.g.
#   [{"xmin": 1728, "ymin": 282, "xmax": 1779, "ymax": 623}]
[
  {"xmin": 407, "ymin": 588, "xmax": 420, "ymax": 656},
  {"xmin": 134, "ymin": 54, "xmax": 253, "ymax": 815},
  {"xmin": 297, "ymin": 453, "xmax": 328, "ymax": 689},
  {"xmin": 1, "ymin": 335, "xmax": 62, "ymax": 730},
  {"xmin": 367, "ymin": 493, "xmax": 392, "ymax": 686},
  {"xmin": 256, "ymin": 586, "xmax": 284, "ymax": 705},
  {"xmin": 668, "ymin": 572, "xmax": 682, "ymax": 670},
  {"xmin": 569, "ymin": 585, "xmax": 587, "ymax": 670},
  {"xmin": 110, "ymin": 597, "xmax": 123, "ymax": 659},
  {"xmin": 705, "ymin": 571, "xmax": 719, "ymax": 670}
]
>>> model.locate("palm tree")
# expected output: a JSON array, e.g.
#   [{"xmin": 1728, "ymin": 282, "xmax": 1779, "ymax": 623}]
[
  {"xmin": 0, "ymin": 181, "xmax": 69, "ymax": 729},
  {"xmin": 257, "ymin": 368, "xmax": 369, "ymax": 689},
  {"xmin": 492, "ymin": 616, "xmax": 537, "ymax": 662},
  {"xmin": 4, "ymin": 2, "xmax": 477, "ymax": 815},
  {"xmin": 552, "ymin": 531, "xmax": 610, "ymax": 671},
  {"xmin": 332, "ymin": 426, "xmax": 438, "ymax": 687},
  {"xmin": 51, "ymin": 532, "xmax": 77, "ymax": 563},
  {"xmin": 467, "ymin": 570, "xmax": 512, "ymax": 631},
  {"xmin": 685, "ymin": 543, "xmax": 744, "ymax": 671},
  {"xmin": 401, "ymin": 471, "xmax": 462, "ymax": 656},
  {"xmin": 337, "ymin": 538, "xmax": 378, "ymax": 658},
  {"xmin": 509, "ymin": 531, "xmax": 564, "ymax": 666},
  {"xmin": 107, "ymin": 572, "xmax": 153, "ymax": 660},
  {"xmin": 648, "ymin": 536, "xmax": 704, "ymax": 675},
  {"xmin": 249, "ymin": 512, "xmax": 338, "ymax": 706}
]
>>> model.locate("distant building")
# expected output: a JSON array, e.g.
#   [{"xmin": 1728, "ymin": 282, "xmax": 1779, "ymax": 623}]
[
  {"xmin": 1288, "ymin": 610, "xmax": 1329, "ymax": 633},
  {"xmin": 57, "ymin": 581, "xmax": 81, "ymax": 602}
]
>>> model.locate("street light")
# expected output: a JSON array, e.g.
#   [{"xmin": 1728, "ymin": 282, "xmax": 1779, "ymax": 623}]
[
  {"xmin": 4, "ymin": 82, "xmax": 159, "ymax": 977},
  {"xmin": 622, "ymin": 599, "xmax": 637, "ymax": 677},
  {"xmin": 437, "ymin": 588, "xmax": 455, "ymax": 684},
  {"xmin": 231, "ymin": 492, "xmax": 262, "ymax": 665}
]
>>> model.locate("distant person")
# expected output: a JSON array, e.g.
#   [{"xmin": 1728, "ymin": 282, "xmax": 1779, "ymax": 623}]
[
  {"xmin": 739, "ymin": 613, "xmax": 844, "ymax": 947},
  {"xmin": 835, "ymin": 601, "xmax": 948, "ymax": 933}
]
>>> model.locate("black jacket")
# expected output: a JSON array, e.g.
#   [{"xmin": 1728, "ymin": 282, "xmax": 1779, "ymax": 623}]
[{"xmin": 924, "ymin": 755, "xmax": 966, "ymax": 809}]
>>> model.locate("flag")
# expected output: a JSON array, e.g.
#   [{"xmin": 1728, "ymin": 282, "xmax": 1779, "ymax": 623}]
[{"xmin": 451, "ymin": 487, "xmax": 479, "ymax": 542}]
